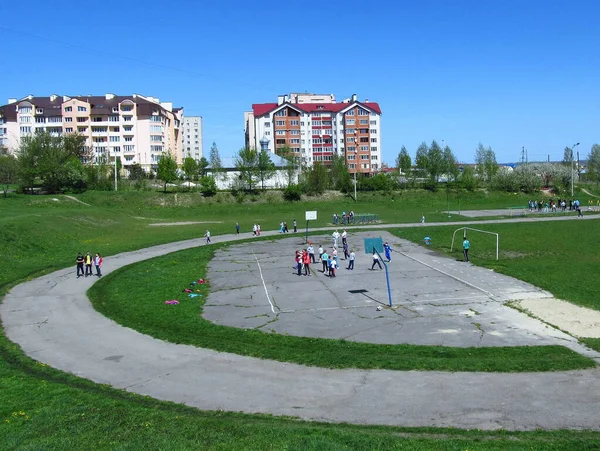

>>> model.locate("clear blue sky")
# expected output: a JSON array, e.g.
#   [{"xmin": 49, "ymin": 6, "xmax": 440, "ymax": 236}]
[{"xmin": 1, "ymin": 0, "xmax": 598, "ymax": 164}]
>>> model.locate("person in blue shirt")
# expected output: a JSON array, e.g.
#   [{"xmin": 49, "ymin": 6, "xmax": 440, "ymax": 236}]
[
  {"xmin": 383, "ymin": 242, "xmax": 393, "ymax": 262},
  {"xmin": 463, "ymin": 237, "xmax": 470, "ymax": 262}
]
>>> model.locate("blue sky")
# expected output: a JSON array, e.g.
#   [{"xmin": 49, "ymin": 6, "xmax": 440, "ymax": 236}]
[{"xmin": 1, "ymin": 0, "xmax": 598, "ymax": 164}]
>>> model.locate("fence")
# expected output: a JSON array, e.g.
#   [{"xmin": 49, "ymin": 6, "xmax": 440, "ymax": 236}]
[{"xmin": 332, "ymin": 213, "xmax": 380, "ymax": 225}]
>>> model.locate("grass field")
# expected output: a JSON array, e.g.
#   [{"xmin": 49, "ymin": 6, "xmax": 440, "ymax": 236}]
[
  {"xmin": 88, "ymin": 243, "xmax": 595, "ymax": 373},
  {"xmin": 2, "ymin": 190, "xmax": 600, "ymax": 449}
]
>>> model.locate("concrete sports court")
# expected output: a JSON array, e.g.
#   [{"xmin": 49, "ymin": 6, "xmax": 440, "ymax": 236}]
[{"xmin": 204, "ymin": 231, "xmax": 586, "ymax": 351}]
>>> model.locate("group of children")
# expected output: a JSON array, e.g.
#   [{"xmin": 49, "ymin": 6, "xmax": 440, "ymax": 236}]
[
  {"xmin": 76, "ymin": 251, "xmax": 103, "ymax": 278},
  {"xmin": 294, "ymin": 231, "xmax": 360, "ymax": 277}
]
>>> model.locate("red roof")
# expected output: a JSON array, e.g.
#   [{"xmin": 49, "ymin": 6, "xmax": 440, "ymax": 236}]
[{"xmin": 252, "ymin": 101, "xmax": 381, "ymax": 117}]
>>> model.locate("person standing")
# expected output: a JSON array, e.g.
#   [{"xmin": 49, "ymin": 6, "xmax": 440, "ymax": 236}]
[
  {"xmin": 332, "ymin": 230, "xmax": 340, "ymax": 248},
  {"xmin": 347, "ymin": 250, "xmax": 355, "ymax": 270},
  {"xmin": 94, "ymin": 253, "xmax": 103, "ymax": 277},
  {"xmin": 341, "ymin": 229, "xmax": 347, "ymax": 245},
  {"xmin": 318, "ymin": 244, "xmax": 324, "ymax": 261},
  {"xmin": 293, "ymin": 219, "xmax": 297, "ymax": 233},
  {"xmin": 463, "ymin": 236, "xmax": 470, "ymax": 262},
  {"xmin": 284, "ymin": 222, "xmax": 289, "ymax": 233},
  {"xmin": 236, "ymin": 223, "xmax": 240, "ymax": 235},
  {"xmin": 85, "ymin": 251, "xmax": 93, "ymax": 277},
  {"xmin": 295, "ymin": 250, "xmax": 302, "ymax": 276},
  {"xmin": 321, "ymin": 250, "xmax": 329, "ymax": 275},
  {"xmin": 76, "ymin": 252, "xmax": 85, "ymax": 278},
  {"xmin": 257, "ymin": 224, "xmax": 261, "ymax": 236},
  {"xmin": 371, "ymin": 251, "xmax": 382, "ymax": 270},
  {"xmin": 332, "ymin": 247, "xmax": 338, "ymax": 267},
  {"xmin": 421, "ymin": 215, "xmax": 426, "ymax": 224},
  {"xmin": 383, "ymin": 242, "xmax": 393, "ymax": 262},
  {"xmin": 343, "ymin": 242, "xmax": 349, "ymax": 260},
  {"xmin": 279, "ymin": 222, "xmax": 284, "ymax": 233},
  {"xmin": 303, "ymin": 249, "xmax": 311, "ymax": 276},
  {"xmin": 328, "ymin": 256, "xmax": 336, "ymax": 277},
  {"xmin": 307, "ymin": 243, "xmax": 316, "ymax": 263},
  {"xmin": 205, "ymin": 230, "xmax": 211, "ymax": 244},
  {"xmin": 252, "ymin": 223, "xmax": 257, "ymax": 236}
]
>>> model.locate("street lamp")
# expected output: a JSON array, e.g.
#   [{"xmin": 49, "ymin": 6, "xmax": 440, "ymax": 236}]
[{"xmin": 571, "ymin": 142, "xmax": 580, "ymax": 197}]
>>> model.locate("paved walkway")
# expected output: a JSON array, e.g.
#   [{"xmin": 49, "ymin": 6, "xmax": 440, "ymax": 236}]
[{"xmin": 3, "ymin": 215, "xmax": 600, "ymax": 431}]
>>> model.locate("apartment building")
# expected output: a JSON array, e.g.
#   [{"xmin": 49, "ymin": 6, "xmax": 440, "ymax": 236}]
[
  {"xmin": 181, "ymin": 116, "xmax": 203, "ymax": 161},
  {"xmin": 244, "ymin": 93, "xmax": 382, "ymax": 174},
  {"xmin": 0, "ymin": 93, "xmax": 184, "ymax": 172}
]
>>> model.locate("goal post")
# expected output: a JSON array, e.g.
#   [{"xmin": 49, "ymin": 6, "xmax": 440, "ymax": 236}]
[{"xmin": 451, "ymin": 227, "xmax": 499, "ymax": 261}]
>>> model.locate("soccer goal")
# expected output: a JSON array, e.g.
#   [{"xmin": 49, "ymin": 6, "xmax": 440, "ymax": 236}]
[{"xmin": 450, "ymin": 227, "xmax": 499, "ymax": 261}]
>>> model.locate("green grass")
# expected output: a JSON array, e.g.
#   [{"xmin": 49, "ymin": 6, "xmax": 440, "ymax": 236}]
[
  {"xmin": 580, "ymin": 338, "xmax": 600, "ymax": 352},
  {"xmin": 393, "ymin": 220, "xmax": 600, "ymax": 311},
  {"xmin": 2, "ymin": 190, "xmax": 600, "ymax": 448},
  {"xmin": 87, "ymin": 243, "xmax": 594, "ymax": 373}
]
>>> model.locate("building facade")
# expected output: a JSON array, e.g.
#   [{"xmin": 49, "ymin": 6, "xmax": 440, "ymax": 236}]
[
  {"xmin": 244, "ymin": 93, "xmax": 382, "ymax": 174},
  {"xmin": 181, "ymin": 116, "xmax": 203, "ymax": 161},
  {"xmin": 0, "ymin": 93, "xmax": 184, "ymax": 172}
]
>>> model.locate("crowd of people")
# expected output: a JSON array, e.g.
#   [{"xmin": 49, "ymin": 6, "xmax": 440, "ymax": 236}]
[
  {"xmin": 294, "ymin": 230, "xmax": 359, "ymax": 277},
  {"xmin": 528, "ymin": 198, "xmax": 583, "ymax": 216},
  {"xmin": 76, "ymin": 251, "xmax": 103, "ymax": 278},
  {"xmin": 332, "ymin": 211, "xmax": 355, "ymax": 225}
]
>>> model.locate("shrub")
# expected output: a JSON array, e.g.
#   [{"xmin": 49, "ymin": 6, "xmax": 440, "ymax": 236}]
[{"xmin": 283, "ymin": 184, "xmax": 302, "ymax": 201}]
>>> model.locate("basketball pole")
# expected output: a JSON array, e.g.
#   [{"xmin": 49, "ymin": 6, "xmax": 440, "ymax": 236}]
[{"xmin": 375, "ymin": 246, "xmax": 393, "ymax": 307}]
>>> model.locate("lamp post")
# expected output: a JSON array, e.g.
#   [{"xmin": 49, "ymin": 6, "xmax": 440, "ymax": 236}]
[
  {"xmin": 353, "ymin": 130, "xmax": 358, "ymax": 201},
  {"xmin": 571, "ymin": 142, "xmax": 580, "ymax": 197}
]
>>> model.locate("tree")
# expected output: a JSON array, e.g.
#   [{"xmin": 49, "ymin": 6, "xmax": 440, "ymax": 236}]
[
  {"xmin": 442, "ymin": 145, "xmax": 460, "ymax": 182},
  {"xmin": 329, "ymin": 154, "xmax": 352, "ymax": 192},
  {"xmin": 128, "ymin": 163, "xmax": 147, "ymax": 191},
  {"xmin": 302, "ymin": 162, "xmax": 328, "ymax": 195},
  {"xmin": 182, "ymin": 157, "xmax": 199, "ymax": 182},
  {"xmin": 17, "ymin": 131, "xmax": 88, "ymax": 193},
  {"xmin": 427, "ymin": 140, "xmax": 444, "ymax": 182},
  {"xmin": 197, "ymin": 157, "xmax": 209, "ymax": 178},
  {"xmin": 396, "ymin": 146, "xmax": 411, "ymax": 176},
  {"xmin": 415, "ymin": 142, "xmax": 429, "ymax": 178},
  {"xmin": 234, "ymin": 147, "xmax": 259, "ymax": 191},
  {"xmin": 209, "ymin": 142, "xmax": 223, "ymax": 180},
  {"xmin": 256, "ymin": 150, "xmax": 276, "ymax": 190},
  {"xmin": 276, "ymin": 145, "xmax": 298, "ymax": 187},
  {"xmin": 199, "ymin": 175, "xmax": 217, "ymax": 197},
  {"xmin": 460, "ymin": 165, "xmax": 478, "ymax": 191},
  {"xmin": 563, "ymin": 146, "xmax": 574, "ymax": 166},
  {"xmin": 156, "ymin": 152, "xmax": 178, "ymax": 193},
  {"xmin": 0, "ymin": 152, "xmax": 18, "ymax": 197},
  {"xmin": 475, "ymin": 142, "xmax": 498, "ymax": 183},
  {"xmin": 587, "ymin": 144, "xmax": 600, "ymax": 184}
]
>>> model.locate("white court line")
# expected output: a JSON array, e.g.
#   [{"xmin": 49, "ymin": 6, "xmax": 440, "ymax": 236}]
[
  {"xmin": 399, "ymin": 251, "xmax": 494, "ymax": 298},
  {"xmin": 253, "ymin": 250, "xmax": 277, "ymax": 314}
]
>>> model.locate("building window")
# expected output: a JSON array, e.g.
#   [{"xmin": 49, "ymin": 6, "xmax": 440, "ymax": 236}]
[
  {"xmin": 121, "ymin": 105, "xmax": 133, "ymax": 112},
  {"xmin": 19, "ymin": 106, "xmax": 32, "ymax": 114},
  {"xmin": 371, "ymin": 138, "xmax": 377, "ymax": 143},
  {"xmin": 78, "ymin": 127, "xmax": 88, "ymax": 133},
  {"xmin": 371, "ymin": 146, "xmax": 378, "ymax": 152},
  {"xmin": 371, "ymin": 155, "xmax": 378, "ymax": 160},
  {"xmin": 347, "ymin": 146, "xmax": 356, "ymax": 152},
  {"xmin": 65, "ymin": 106, "xmax": 72, "ymax": 112},
  {"xmin": 275, "ymin": 120, "xmax": 285, "ymax": 126},
  {"xmin": 64, "ymin": 117, "xmax": 73, "ymax": 122},
  {"xmin": 265, "ymin": 122, "xmax": 271, "ymax": 127},
  {"xmin": 65, "ymin": 127, "xmax": 73, "ymax": 133},
  {"xmin": 21, "ymin": 116, "xmax": 33, "ymax": 123},
  {"xmin": 360, "ymin": 146, "xmax": 369, "ymax": 151},
  {"xmin": 346, "ymin": 110, "xmax": 354, "ymax": 116},
  {"xmin": 264, "ymin": 131, "xmax": 271, "ymax": 135},
  {"xmin": 360, "ymin": 137, "xmax": 369, "ymax": 143},
  {"xmin": 312, "ymin": 113, "xmax": 321, "ymax": 117},
  {"xmin": 312, "ymin": 138, "xmax": 322, "ymax": 144},
  {"xmin": 370, "ymin": 129, "xmax": 377, "ymax": 134},
  {"xmin": 78, "ymin": 106, "xmax": 87, "ymax": 112},
  {"xmin": 348, "ymin": 154, "xmax": 356, "ymax": 160},
  {"xmin": 111, "ymin": 146, "xmax": 121, "ymax": 153},
  {"xmin": 290, "ymin": 139, "xmax": 300, "ymax": 144},
  {"xmin": 124, "ymin": 145, "xmax": 135, "ymax": 152},
  {"xmin": 109, "ymin": 136, "xmax": 120, "ymax": 142},
  {"xmin": 276, "ymin": 139, "xmax": 286, "ymax": 145},
  {"xmin": 323, "ymin": 129, "xmax": 332, "ymax": 135},
  {"xmin": 370, "ymin": 120, "xmax": 377, "ymax": 125},
  {"xmin": 92, "ymin": 127, "xmax": 108, "ymax": 133},
  {"xmin": 124, "ymin": 136, "xmax": 133, "ymax": 142},
  {"xmin": 289, "ymin": 130, "xmax": 300, "ymax": 135},
  {"xmin": 276, "ymin": 130, "xmax": 286, "ymax": 135},
  {"xmin": 358, "ymin": 109, "xmax": 369, "ymax": 116},
  {"xmin": 123, "ymin": 125, "xmax": 133, "ymax": 131},
  {"xmin": 77, "ymin": 117, "xmax": 87, "ymax": 122},
  {"xmin": 274, "ymin": 110, "xmax": 287, "ymax": 117},
  {"xmin": 47, "ymin": 117, "xmax": 61, "ymax": 123},
  {"xmin": 361, "ymin": 155, "xmax": 369, "ymax": 160},
  {"xmin": 110, "ymin": 126, "xmax": 120, "ymax": 132},
  {"xmin": 20, "ymin": 126, "xmax": 32, "ymax": 134},
  {"xmin": 290, "ymin": 120, "xmax": 299, "ymax": 126},
  {"xmin": 359, "ymin": 119, "xmax": 368, "ymax": 125},
  {"xmin": 312, "ymin": 120, "xmax": 322, "ymax": 126},
  {"xmin": 150, "ymin": 145, "xmax": 164, "ymax": 152},
  {"xmin": 109, "ymin": 116, "xmax": 119, "ymax": 122},
  {"xmin": 123, "ymin": 116, "xmax": 133, "ymax": 122}
]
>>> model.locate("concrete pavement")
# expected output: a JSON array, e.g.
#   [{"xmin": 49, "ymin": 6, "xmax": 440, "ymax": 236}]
[{"xmin": 2, "ymin": 216, "xmax": 600, "ymax": 431}]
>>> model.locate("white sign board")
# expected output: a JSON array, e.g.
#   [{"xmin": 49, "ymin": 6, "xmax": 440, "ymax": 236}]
[{"xmin": 305, "ymin": 210, "xmax": 317, "ymax": 221}]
